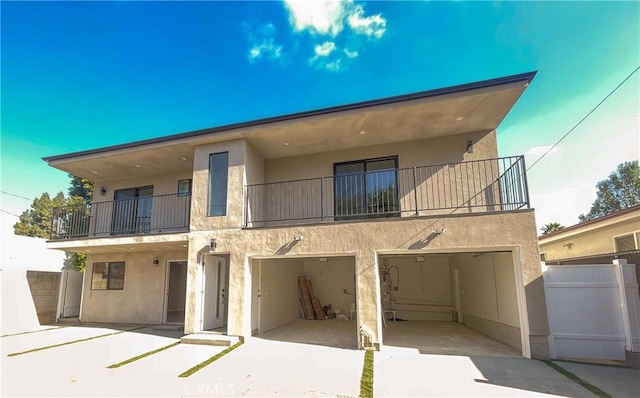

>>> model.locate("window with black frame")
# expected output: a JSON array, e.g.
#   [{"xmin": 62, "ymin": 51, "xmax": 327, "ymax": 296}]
[
  {"xmin": 91, "ymin": 262, "xmax": 125, "ymax": 290},
  {"xmin": 334, "ymin": 157, "xmax": 399, "ymax": 220}
]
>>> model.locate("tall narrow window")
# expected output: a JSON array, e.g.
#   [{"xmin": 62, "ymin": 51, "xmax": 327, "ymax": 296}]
[{"xmin": 208, "ymin": 152, "xmax": 229, "ymax": 216}]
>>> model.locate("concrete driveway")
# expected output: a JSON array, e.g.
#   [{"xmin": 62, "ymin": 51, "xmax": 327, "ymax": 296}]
[{"xmin": 2, "ymin": 324, "xmax": 639, "ymax": 397}]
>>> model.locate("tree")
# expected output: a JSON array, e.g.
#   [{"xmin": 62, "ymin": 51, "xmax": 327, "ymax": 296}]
[
  {"xmin": 541, "ymin": 222, "xmax": 565, "ymax": 235},
  {"xmin": 579, "ymin": 161, "xmax": 640, "ymax": 222},
  {"xmin": 13, "ymin": 174, "xmax": 93, "ymax": 271},
  {"xmin": 13, "ymin": 192, "xmax": 66, "ymax": 238},
  {"xmin": 68, "ymin": 174, "xmax": 94, "ymax": 205}
]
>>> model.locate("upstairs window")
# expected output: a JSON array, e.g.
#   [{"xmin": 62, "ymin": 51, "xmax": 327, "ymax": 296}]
[
  {"xmin": 614, "ymin": 232, "xmax": 639, "ymax": 252},
  {"xmin": 91, "ymin": 262, "xmax": 125, "ymax": 290},
  {"xmin": 178, "ymin": 179, "xmax": 192, "ymax": 196},
  {"xmin": 208, "ymin": 152, "xmax": 229, "ymax": 216}
]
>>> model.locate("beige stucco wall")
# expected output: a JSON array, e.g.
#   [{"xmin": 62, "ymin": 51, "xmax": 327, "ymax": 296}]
[
  {"xmin": 540, "ymin": 218, "xmax": 640, "ymax": 260},
  {"xmin": 91, "ymin": 171, "xmax": 193, "ymax": 203},
  {"xmin": 302, "ymin": 258, "xmax": 355, "ymax": 317},
  {"xmin": 257, "ymin": 258, "xmax": 304, "ymax": 332},
  {"xmin": 190, "ymin": 139, "xmax": 246, "ymax": 231},
  {"xmin": 82, "ymin": 249, "xmax": 187, "ymax": 324},
  {"xmin": 184, "ymin": 209, "xmax": 549, "ymax": 357}
]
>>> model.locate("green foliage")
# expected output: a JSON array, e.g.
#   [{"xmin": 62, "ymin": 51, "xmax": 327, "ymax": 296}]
[
  {"xmin": 68, "ymin": 174, "xmax": 94, "ymax": 205},
  {"xmin": 13, "ymin": 192, "xmax": 66, "ymax": 238},
  {"xmin": 579, "ymin": 161, "xmax": 640, "ymax": 222},
  {"xmin": 70, "ymin": 253, "xmax": 87, "ymax": 271},
  {"xmin": 13, "ymin": 174, "xmax": 94, "ymax": 271},
  {"xmin": 541, "ymin": 222, "xmax": 565, "ymax": 235}
]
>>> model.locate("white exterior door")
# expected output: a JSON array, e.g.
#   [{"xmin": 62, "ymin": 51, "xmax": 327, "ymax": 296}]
[
  {"xmin": 201, "ymin": 256, "xmax": 226, "ymax": 330},
  {"xmin": 60, "ymin": 270, "xmax": 83, "ymax": 318}
]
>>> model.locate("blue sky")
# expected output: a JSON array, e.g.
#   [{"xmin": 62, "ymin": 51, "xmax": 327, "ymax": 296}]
[{"xmin": 1, "ymin": 0, "xmax": 638, "ymax": 233}]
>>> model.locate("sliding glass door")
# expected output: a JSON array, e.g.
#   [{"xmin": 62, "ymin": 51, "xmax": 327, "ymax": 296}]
[
  {"xmin": 112, "ymin": 186, "xmax": 154, "ymax": 234},
  {"xmin": 334, "ymin": 157, "xmax": 398, "ymax": 220}
]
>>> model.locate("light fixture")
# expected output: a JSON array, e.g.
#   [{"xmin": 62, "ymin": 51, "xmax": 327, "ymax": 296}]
[
  {"xmin": 318, "ymin": 257, "xmax": 328, "ymax": 262},
  {"xmin": 134, "ymin": 164, "xmax": 141, "ymax": 168},
  {"xmin": 180, "ymin": 156, "xmax": 187, "ymax": 161},
  {"xmin": 432, "ymin": 228, "xmax": 446, "ymax": 235},
  {"xmin": 359, "ymin": 130, "xmax": 366, "ymax": 135},
  {"xmin": 562, "ymin": 243, "xmax": 573, "ymax": 249},
  {"xmin": 209, "ymin": 238, "xmax": 217, "ymax": 252},
  {"xmin": 456, "ymin": 116, "xmax": 464, "ymax": 121},
  {"xmin": 92, "ymin": 170, "xmax": 99, "ymax": 174},
  {"xmin": 100, "ymin": 186, "xmax": 107, "ymax": 195},
  {"xmin": 284, "ymin": 142, "xmax": 290, "ymax": 146},
  {"xmin": 294, "ymin": 235, "xmax": 304, "ymax": 242},
  {"xmin": 152, "ymin": 256, "xmax": 159, "ymax": 267},
  {"xmin": 466, "ymin": 140, "xmax": 473, "ymax": 153},
  {"xmin": 415, "ymin": 256, "xmax": 426, "ymax": 262}
]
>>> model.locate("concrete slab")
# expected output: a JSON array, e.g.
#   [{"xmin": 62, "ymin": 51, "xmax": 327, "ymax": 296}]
[
  {"xmin": 258, "ymin": 319, "xmax": 357, "ymax": 349},
  {"xmin": 383, "ymin": 321, "xmax": 521, "ymax": 357},
  {"xmin": 375, "ymin": 346, "xmax": 596, "ymax": 397},
  {"xmin": 554, "ymin": 361, "xmax": 640, "ymax": 398},
  {"xmin": 190, "ymin": 338, "xmax": 363, "ymax": 397}
]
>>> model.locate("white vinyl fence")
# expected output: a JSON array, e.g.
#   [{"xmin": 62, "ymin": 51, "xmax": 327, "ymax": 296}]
[{"xmin": 543, "ymin": 259, "xmax": 640, "ymax": 361}]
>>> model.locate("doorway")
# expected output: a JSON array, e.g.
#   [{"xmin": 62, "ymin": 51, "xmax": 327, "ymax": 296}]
[
  {"xmin": 201, "ymin": 255, "xmax": 229, "ymax": 332},
  {"xmin": 165, "ymin": 260, "xmax": 187, "ymax": 323},
  {"xmin": 112, "ymin": 186, "xmax": 154, "ymax": 234}
]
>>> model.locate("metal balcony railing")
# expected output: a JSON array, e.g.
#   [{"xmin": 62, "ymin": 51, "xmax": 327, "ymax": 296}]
[
  {"xmin": 50, "ymin": 193, "xmax": 191, "ymax": 240},
  {"xmin": 244, "ymin": 156, "xmax": 530, "ymax": 227}
]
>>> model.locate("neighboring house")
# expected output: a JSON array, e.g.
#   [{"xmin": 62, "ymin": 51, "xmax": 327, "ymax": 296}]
[
  {"xmin": 44, "ymin": 72, "xmax": 551, "ymax": 358},
  {"xmin": 538, "ymin": 205, "xmax": 640, "ymax": 262}
]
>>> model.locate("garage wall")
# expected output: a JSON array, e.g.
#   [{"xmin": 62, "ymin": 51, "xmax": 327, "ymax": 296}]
[
  {"xmin": 259, "ymin": 258, "xmax": 303, "ymax": 332},
  {"xmin": 251, "ymin": 261, "xmax": 260, "ymax": 333},
  {"xmin": 450, "ymin": 252, "xmax": 521, "ymax": 349},
  {"xmin": 384, "ymin": 256, "xmax": 452, "ymax": 321},
  {"xmin": 303, "ymin": 258, "xmax": 355, "ymax": 316}
]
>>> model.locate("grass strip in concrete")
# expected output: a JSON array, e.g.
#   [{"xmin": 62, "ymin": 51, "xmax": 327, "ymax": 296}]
[
  {"xmin": 542, "ymin": 360, "xmax": 612, "ymax": 398},
  {"xmin": 178, "ymin": 341, "xmax": 243, "ymax": 378},
  {"xmin": 107, "ymin": 342, "xmax": 180, "ymax": 368},
  {"xmin": 7, "ymin": 326, "xmax": 146, "ymax": 357},
  {"xmin": 0, "ymin": 326, "xmax": 63, "ymax": 338},
  {"xmin": 359, "ymin": 350, "xmax": 374, "ymax": 398}
]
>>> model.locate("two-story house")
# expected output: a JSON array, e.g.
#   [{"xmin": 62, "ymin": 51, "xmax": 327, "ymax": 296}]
[{"xmin": 45, "ymin": 72, "xmax": 551, "ymax": 358}]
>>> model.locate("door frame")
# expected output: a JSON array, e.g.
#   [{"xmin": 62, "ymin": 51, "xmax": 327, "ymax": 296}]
[
  {"xmin": 200, "ymin": 254, "xmax": 229, "ymax": 331},
  {"xmin": 163, "ymin": 259, "xmax": 188, "ymax": 324}
]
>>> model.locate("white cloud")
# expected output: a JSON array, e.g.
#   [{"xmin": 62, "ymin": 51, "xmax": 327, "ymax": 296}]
[
  {"xmin": 344, "ymin": 48, "xmax": 359, "ymax": 58},
  {"xmin": 325, "ymin": 59, "xmax": 342, "ymax": 72},
  {"xmin": 283, "ymin": 0, "xmax": 346, "ymax": 37},
  {"xmin": 313, "ymin": 41, "xmax": 336, "ymax": 57},
  {"xmin": 524, "ymin": 145, "xmax": 558, "ymax": 158},
  {"xmin": 283, "ymin": 0, "xmax": 387, "ymax": 39},
  {"xmin": 346, "ymin": 4, "xmax": 386, "ymax": 39},
  {"xmin": 246, "ymin": 22, "xmax": 284, "ymax": 62}
]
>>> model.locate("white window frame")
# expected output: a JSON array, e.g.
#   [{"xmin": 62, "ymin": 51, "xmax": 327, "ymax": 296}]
[{"xmin": 612, "ymin": 230, "xmax": 640, "ymax": 252}]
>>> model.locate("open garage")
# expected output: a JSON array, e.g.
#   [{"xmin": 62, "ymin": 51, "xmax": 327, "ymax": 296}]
[
  {"xmin": 251, "ymin": 256, "xmax": 358, "ymax": 349},
  {"xmin": 378, "ymin": 251, "xmax": 526, "ymax": 357}
]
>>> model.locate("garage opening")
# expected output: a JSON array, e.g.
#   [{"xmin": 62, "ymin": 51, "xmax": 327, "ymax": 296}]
[
  {"xmin": 379, "ymin": 252, "xmax": 524, "ymax": 357},
  {"xmin": 251, "ymin": 256, "xmax": 357, "ymax": 349}
]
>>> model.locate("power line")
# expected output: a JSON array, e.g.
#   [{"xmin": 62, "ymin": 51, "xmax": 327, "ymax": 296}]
[
  {"xmin": 0, "ymin": 191, "xmax": 34, "ymax": 201},
  {"xmin": 527, "ymin": 66, "xmax": 640, "ymax": 171},
  {"xmin": 0, "ymin": 209, "xmax": 21, "ymax": 218}
]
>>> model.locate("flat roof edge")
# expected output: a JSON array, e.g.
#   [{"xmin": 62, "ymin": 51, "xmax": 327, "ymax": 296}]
[{"xmin": 43, "ymin": 71, "xmax": 537, "ymax": 162}]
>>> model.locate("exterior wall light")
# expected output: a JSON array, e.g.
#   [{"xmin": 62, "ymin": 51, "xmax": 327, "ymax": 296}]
[
  {"xmin": 294, "ymin": 235, "xmax": 304, "ymax": 242},
  {"xmin": 100, "ymin": 186, "xmax": 107, "ymax": 195},
  {"xmin": 152, "ymin": 256, "xmax": 159, "ymax": 267},
  {"xmin": 209, "ymin": 238, "xmax": 217, "ymax": 252},
  {"xmin": 466, "ymin": 140, "xmax": 474, "ymax": 153}
]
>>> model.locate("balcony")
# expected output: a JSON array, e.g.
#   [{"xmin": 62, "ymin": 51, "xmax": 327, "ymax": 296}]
[
  {"xmin": 50, "ymin": 193, "xmax": 191, "ymax": 240},
  {"xmin": 244, "ymin": 156, "xmax": 530, "ymax": 228}
]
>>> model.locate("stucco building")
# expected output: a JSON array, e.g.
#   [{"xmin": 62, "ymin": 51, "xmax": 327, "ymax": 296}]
[{"xmin": 45, "ymin": 72, "xmax": 551, "ymax": 358}]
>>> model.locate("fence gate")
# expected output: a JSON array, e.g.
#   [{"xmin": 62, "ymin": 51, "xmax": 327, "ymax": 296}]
[
  {"xmin": 543, "ymin": 260, "xmax": 640, "ymax": 361},
  {"xmin": 58, "ymin": 270, "xmax": 83, "ymax": 318}
]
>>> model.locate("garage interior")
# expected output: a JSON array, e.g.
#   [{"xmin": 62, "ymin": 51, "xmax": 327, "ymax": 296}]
[
  {"xmin": 379, "ymin": 252, "xmax": 523, "ymax": 357},
  {"xmin": 251, "ymin": 256, "xmax": 358, "ymax": 349}
]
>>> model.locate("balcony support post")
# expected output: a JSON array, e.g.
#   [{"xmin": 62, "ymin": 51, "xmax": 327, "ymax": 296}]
[
  {"xmin": 320, "ymin": 177, "xmax": 324, "ymax": 222},
  {"xmin": 413, "ymin": 166, "xmax": 419, "ymax": 216}
]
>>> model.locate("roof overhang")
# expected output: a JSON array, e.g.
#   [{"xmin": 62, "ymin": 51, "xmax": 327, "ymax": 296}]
[{"xmin": 43, "ymin": 71, "xmax": 536, "ymax": 181}]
